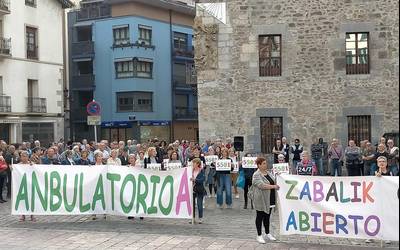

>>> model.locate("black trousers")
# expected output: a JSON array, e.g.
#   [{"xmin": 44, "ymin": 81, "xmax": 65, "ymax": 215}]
[
  {"xmin": 6, "ymin": 168, "xmax": 11, "ymax": 198},
  {"xmin": 0, "ymin": 172, "xmax": 6, "ymax": 199},
  {"xmin": 244, "ymin": 177, "xmax": 252, "ymax": 205},
  {"xmin": 347, "ymin": 166, "xmax": 361, "ymax": 176},
  {"xmin": 256, "ymin": 209, "xmax": 272, "ymax": 236}
]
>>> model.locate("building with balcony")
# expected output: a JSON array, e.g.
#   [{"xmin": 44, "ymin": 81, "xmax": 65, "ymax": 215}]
[
  {"xmin": 0, "ymin": 0, "xmax": 73, "ymax": 145},
  {"xmin": 68, "ymin": 0, "xmax": 197, "ymax": 142}
]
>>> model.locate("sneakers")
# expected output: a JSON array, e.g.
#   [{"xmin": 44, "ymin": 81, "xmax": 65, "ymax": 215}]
[
  {"xmin": 365, "ymin": 239, "xmax": 373, "ymax": 243},
  {"xmin": 217, "ymin": 204, "xmax": 223, "ymax": 209},
  {"xmin": 385, "ymin": 240, "xmax": 391, "ymax": 244},
  {"xmin": 265, "ymin": 234, "xmax": 276, "ymax": 241},
  {"xmin": 198, "ymin": 218, "xmax": 203, "ymax": 224},
  {"xmin": 235, "ymin": 194, "xmax": 240, "ymax": 199},
  {"xmin": 208, "ymin": 195, "xmax": 212, "ymax": 198},
  {"xmin": 226, "ymin": 205, "xmax": 232, "ymax": 209},
  {"xmin": 256, "ymin": 235, "xmax": 266, "ymax": 244}
]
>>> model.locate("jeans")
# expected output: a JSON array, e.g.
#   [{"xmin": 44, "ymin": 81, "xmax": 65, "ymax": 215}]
[
  {"xmin": 330, "ymin": 159, "xmax": 342, "ymax": 176},
  {"xmin": 292, "ymin": 160, "xmax": 300, "ymax": 174},
  {"xmin": 313, "ymin": 158, "xmax": 324, "ymax": 176},
  {"xmin": 370, "ymin": 163, "xmax": 378, "ymax": 176},
  {"xmin": 193, "ymin": 193, "xmax": 204, "ymax": 218},
  {"xmin": 389, "ymin": 164, "xmax": 399, "ymax": 176},
  {"xmin": 217, "ymin": 174, "xmax": 232, "ymax": 206}
]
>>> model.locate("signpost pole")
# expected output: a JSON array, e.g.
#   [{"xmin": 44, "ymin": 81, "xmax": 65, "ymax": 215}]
[{"xmin": 94, "ymin": 125, "xmax": 98, "ymax": 143}]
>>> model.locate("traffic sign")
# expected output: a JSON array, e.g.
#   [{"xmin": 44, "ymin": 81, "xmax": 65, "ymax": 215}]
[
  {"xmin": 87, "ymin": 115, "xmax": 101, "ymax": 125},
  {"xmin": 86, "ymin": 101, "xmax": 101, "ymax": 116}
]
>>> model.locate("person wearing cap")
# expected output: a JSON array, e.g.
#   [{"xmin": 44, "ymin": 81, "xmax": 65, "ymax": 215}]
[{"xmin": 290, "ymin": 139, "xmax": 303, "ymax": 174}]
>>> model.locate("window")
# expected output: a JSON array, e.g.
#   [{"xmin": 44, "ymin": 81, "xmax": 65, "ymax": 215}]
[
  {"xmin": 259, "ymin": 35, "xmax": 281, "ymax": 77},
  {"xmin": 260, "ymin": 117, "xmax": 283, "ymax": 154},
  {"xmin": 26, "ymin": 26, "xmax": 38, "ymax": 59},
  {"xmin": 25, "ymin": 0, "xmax": 36, "ymax": 7},
  {"xmin": 138, "ymin": 25, "xmax": 152, "ymax": 46},
  {"xmin": 115, "ymin": 60, "xmax": 134, "ymax": 78},
  {"xmin": 117, "ymin": 92, "xmax": 152, "ymax": 112},
  {"xmin": 173, "ymin": 63, "xmax": 186, "ymax": 85},
  {"xmin": 0, "ymin": 76, "xmax": 3, "ymax": 95},
  {"xmin": 174, "ymin": 32, "xmax": 187, "ymax": 50},
  {"xmin": 27, "ymin": 79, "xmax": 38, "ymax": 97},
  {"xmin": 136, "ymin": 60, "xmax": 152, "ymax": 78},
  {"xmin": 347, "ymin": 115, "xmax": 371, "ymax": 146},
  {"xmin": 346, "ymin": 32, "xmax": 369, "ymax": 74},
  {"xmin": 113, "ymin": 25, "xmax": 130, "ymax": 46}
]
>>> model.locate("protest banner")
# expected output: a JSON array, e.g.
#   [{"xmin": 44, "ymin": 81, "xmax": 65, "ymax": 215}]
[
  {"xmin": 215, "ymin": 159, "xmax": 231, "ymax": 171},
  {"xmin": 205, "ymin": 155, "xmax": 218, "ymax": 166},
  {"xmin": 12, "ymin": 164, "xmax": 193, "ymax": 219},
  {"xmin": 277, "ymin": 175, "xmax": 399, "ymax": 241},
  {"xmin": 147, "ymin": 163, "xmax": 162, "ymax": 171},
  {"xmin": 242, "ymin": 157, "xmax": 257, "ymax": 168},
  {"xmin": 166, "ymin": 162, "xmax": 182, "ymax": 170},
  {"xmin": 272, "ymin": 163, "xmax": 290, "ymax": 175},
  {"xmin": 231, "ymin": 161, "xmax": 239, "ymax": 173}
]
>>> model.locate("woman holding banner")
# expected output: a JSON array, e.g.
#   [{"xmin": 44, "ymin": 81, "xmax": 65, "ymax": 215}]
[
  {"xmin": 241, "ymin": 153, "xmax": 256, "ymax": 209},
  {"xmin": 251, "ymin": 157, "xmax": 279, "ymax": 244},
  {"xmin": 206, "ymin": 147, "xmax": 217, "ymax": 198},
  {"xmin": 216, "ymin": 148, "xmax": 234, "ymax": 209},
  {"xmin": 17, "ymin": 151, "xmax": 36, "ymax": 222},
  {"xmin": 0, "ymin": 155, "xmax": 8, "ymax": 203},
  {"xmin": 144, "ymin": 147, "xmax": 161, "ymax": 169},
  {"xmin": 107, "ymin": 149, "xmax": 122, "ymax": 166},
  {"xmin": 191, "ymin": 158, "xmax": 206, "ymax": 224}
]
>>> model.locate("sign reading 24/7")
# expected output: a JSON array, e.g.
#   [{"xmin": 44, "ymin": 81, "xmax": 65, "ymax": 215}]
[{"xmin": 86, "ymin": 101, "xmax": 101, "ymax": 116}]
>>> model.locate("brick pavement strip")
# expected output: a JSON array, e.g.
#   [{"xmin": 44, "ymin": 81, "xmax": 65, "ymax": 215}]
[{"xmin": 0, "ymin": 193, "xmax": 398, "ymax": 249}]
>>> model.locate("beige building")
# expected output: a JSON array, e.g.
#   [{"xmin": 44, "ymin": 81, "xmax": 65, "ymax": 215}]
[{"xmin": 194, "ymin": 0, "xmax": 399, "ymax": 153}]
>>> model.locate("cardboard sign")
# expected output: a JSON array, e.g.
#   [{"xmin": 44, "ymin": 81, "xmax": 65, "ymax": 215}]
[
  {"xmin": 216, "ymin": 159, "xmax": 231, "ymax": 171},
  {"xmin": 147, "ymin": 163, "xmax": 162, "ymax": 171},
  {"xmin": 166, "ymin": 162, "xmax": 182, "ymax": 170},
  {"xmin": 242, "ymin": 157, "xmax": 258, "ymax": 168},
  {"xmin": 296, "ymin": 163, "xmax": 313, "ymax": 176},
  {"xmin": 205, "ymin": 155, "xmax": 219, "ymax": 165},
  {"xmin": 231, "ymin": 161, "xmax": 239, "ymax": 173},
  {"xmin": 272, "ymin": 163, "xmax": 290, "ymax": 175}
]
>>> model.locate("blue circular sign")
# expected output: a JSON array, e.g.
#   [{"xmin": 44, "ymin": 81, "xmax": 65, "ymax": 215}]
[{"xmin": 86, "ymin": 101, "xmax": 101, "ymax": 116}]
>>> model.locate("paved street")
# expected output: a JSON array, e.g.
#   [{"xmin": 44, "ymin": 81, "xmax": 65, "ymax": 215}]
[{"xmin": 0, "ymin": 189, "xmax": 398, "ymax": 250}]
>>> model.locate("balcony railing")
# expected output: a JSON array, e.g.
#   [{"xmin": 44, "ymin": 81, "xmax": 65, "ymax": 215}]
[
  {"xmin": 71, "ymin": 41, "xmax": 94, "ymax": 58},
  {"xmin": 0, "ymin": 37, "xmax": 11, "ymax": 57},
  {"xmin": 71, "ymin": 74, "xmax": 95, "ymax": 90},
  {"xmin": 0, "ymin": 0, "xmax": 10, "ymax": 14},
  {"xmin": 26, "ymin": 97, "xmax": 46, "ymax": 113},
  {"xmin": 76, "ymin": 5, "xmax": 111, "ymax": 21},
  {"xmin": 0, "ymin": 95, "xmax": 11, "ymax": 112},
  {"xmin": 27, "ymin": 46, "xmax": 38, "ymax": 60},
  {"xmin": 174, "ymin": 107, "xmax": 198, "ymax": 119},
  {"xmin": 173, "ymin": 48, "xmax": 194, "ymax": 58}
]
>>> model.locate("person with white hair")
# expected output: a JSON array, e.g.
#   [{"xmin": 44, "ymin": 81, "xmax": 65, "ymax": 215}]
[{"xmin": 107, "ymin": 149, "xmax": 122, "ymax": 166}]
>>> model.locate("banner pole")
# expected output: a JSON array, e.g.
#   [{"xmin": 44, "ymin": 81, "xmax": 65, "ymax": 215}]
[{"xmin": 94, "ymin": 125, "xmax": 98, "ymax": 143}]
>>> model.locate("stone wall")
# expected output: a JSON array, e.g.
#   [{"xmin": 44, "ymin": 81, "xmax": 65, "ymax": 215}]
[{"xmin": 194, "ymin": 0, "xmax": 399, "ymax": 152}]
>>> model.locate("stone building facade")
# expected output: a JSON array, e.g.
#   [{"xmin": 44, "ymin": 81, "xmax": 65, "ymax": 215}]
[{"xmin": 194, "ymin": 0, "xmax": 399, "ymax": 153}]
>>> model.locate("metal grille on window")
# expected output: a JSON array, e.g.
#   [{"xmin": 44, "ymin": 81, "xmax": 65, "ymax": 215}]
[
  {"xmin": 347, "ymin": 115, "xmax": 371, "ymax": 146},
  {"xmin": 259, "ymin": 35, "xmax": 281, "ymax": 77},
  {"xmin": 139, "ymin": 26, "xmax": 152, "ymax": 45},
  {"xmin": 260, "ymin": 117, "xmax": 283, "ymax": 154},
  {"xmin": 113, "ymin": 27, "xmax": 130, "ymax": 46},
  {"xmin": 346, "ymin": 32, "xmax": 369, "ymax": 74}
]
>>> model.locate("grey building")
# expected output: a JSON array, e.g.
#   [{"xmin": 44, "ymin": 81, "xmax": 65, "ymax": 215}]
[{"xmin": 194, "ymin": 0, "xmax": 399, "ymax": 153}]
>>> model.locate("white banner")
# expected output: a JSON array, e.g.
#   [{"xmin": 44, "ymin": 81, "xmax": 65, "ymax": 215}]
[
  {"xmin": 12, "ymin": 164, "xmax": 193, "ymax": 219},
  {"xmin": 277, "ymin": 175, "xmax": 399, "ymax": 241},
  {"xmin": 272, "ymin": 163, "xmax": 289, "ymax": 175},
  {"xmin": 215, "ymin": 159, "xmax": 231, "ymax": 171},
  {"xmin": 242, "ymin": 157, "xmax": 257, "ymax": 168},
  {"xmin": 205, "ymin": 155, "xmax": 218, "ymax": 166}
]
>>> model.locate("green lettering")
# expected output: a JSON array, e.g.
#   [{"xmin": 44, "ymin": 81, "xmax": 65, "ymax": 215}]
[
  {"xmin": 106, "ymin": 173, "xmax": 121, "ymax": 211},
  {"xmin": 299, "ymin": 211, "xmax": 310, "ymax": 231},
  {"xmin": 285, "ymin": 180, "xmax": 299, "ymax": 200},
  {"xmin": 79, "ymin": 173, "xmax": 90, "ymax": 212},
  {"xmin": 63, "ymin": 173, "xmax": 78, "ymax": 212},
  {"xmin": 92, "ymin": 175, "xmax": 105, "ymax": 211},
  {"xmin": 159, "ymin": 176, "xmax": 174, "ymax": 215},
  {"xmin": 50, "ymin": 171, "xmax": 62, "ymax": 212},
  {"xmin": 120, "ymin": 174, "xmax": 136, "ymax": 214},
  {"xmin": 147, "ymin": 175, "xmax": 160, "ymax": 214},
  {"xmin": 136, "ymin": 174, "xmax": 148, "ymax": 214},
  {"xmin": 31, "ymin": 172, "xmax": 48, "ymax": 212},
  {"xmin": 15, "ymin": 173, "xmax": 29, "ymax": 211}
]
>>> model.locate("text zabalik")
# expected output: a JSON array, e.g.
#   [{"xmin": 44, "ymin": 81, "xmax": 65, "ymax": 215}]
[
  {"xmin": 277, "ymin": 175, "xmax": 399, "ymax": 241},
  {"xmin": 12, "ymin": 165, "xmax": 193, "ymax": 218}
]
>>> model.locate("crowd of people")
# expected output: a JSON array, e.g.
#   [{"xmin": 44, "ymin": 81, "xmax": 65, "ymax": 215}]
[{"xmin": 0, "ymin": 135, "xmax": 398, "ymax": 243}]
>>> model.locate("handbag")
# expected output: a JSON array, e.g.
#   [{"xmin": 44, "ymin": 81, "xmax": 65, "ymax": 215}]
[
  {"xmin": 236, "ymin": 170, "xmax": 245, "ymax": 189},
  {"xmin": 0, "ymin": 163, "xmax": 8, "ymax": 172}
]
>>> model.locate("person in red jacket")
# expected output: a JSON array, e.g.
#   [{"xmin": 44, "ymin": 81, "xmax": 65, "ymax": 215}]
[{"xmin": 0, "ymin": 155, "xmax": 8, "ymax": 203}]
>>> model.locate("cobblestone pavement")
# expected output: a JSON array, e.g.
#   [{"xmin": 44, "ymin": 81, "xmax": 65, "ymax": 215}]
[{"xmin": 0, "ymin": 190, "xmax": 398, "ymax": 249}]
